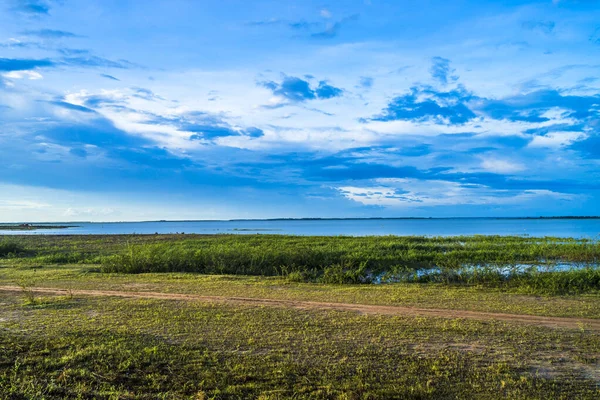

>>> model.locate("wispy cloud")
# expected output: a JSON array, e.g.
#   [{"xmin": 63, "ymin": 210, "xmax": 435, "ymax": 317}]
[
  {"xmin": 311, "ymin": 14, "xmax": 359, "ymax": 39},
  {"xmin": 247, "ymin": 14, "xmax": 359, "ymax": 40},
  {"xmin": 429, "ymin": 57, "xmax": 458, "ymax": 86},
  {"xmin": 131, "ymin": 87, "xmax": 165, "ymax": 101},
  {"xmin": 143, "ymin": 111, "xmax": 265, "ymax": 142},
  {"xmin": 591, "ymin": 26, "xmax": 600, "ymax": 44},
  {"xmin": 320, "ymin": 8, "xmax": 332, "ymax": 19},
  {"xmin": 21, "ymin": 29, "xmax": 82, "ymax": 39},
  {"xmin": 246, "ymin": 18, "xmax": 282, "ymax": 27},
  {"xmin": 2, "ymin": 70, "xmax": 43, "ymax": 79},
  {"xmin": 100, "ymin": 73, "xmax": 120, "ymax": 81},
  {"xmin": 0, "ymin": 38, "xmax": 42, "ymax": 49},
  {"xmin": 259, "ymin": 75, "xmax": 344, "ymax": 103},
  {"xmin": 521, "ymin": 20, "xmax": 555, "ymax": 34},
  {"xmin": 47, "ymin": 100, "xmax": 98, "ymax": 113},
  {"xmin": 358, "ymin": 76, "xmax": 374, "ymax": 89},
  {"xmin": 61, "ymin": 55, "xmax": 136, "ymax": 69},
  {"xmin": 11, "ymin": 0, "xmax": 50, "ymax": 15},
  {"xmin": 367, "ymin": 85, "xmax": 476, "ymax": 124},
  {"xmin": 0, "ymin": 55, "xmax": 136, "ymax": 73},
  {"xmin": 480, "ymin": 158, "xmax": 525, "ymax": 174},
  {"xmin": 0, "ymin": 57, "xmax": 55, "ymax": 71},
  {"xmin": 288, "ymin": 20, "xmax": 321, "ymax": 30},
  {"xmin": 338, "ymin": 179, "xmax": 575, "ymax": 208}
]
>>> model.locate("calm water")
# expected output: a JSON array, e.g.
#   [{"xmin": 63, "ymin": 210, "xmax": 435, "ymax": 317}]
[{"xmin": 1, "ymin": 219, "xmax": 599, "ymax": 238}]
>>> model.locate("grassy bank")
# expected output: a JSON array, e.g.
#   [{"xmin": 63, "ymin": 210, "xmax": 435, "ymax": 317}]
[{"xmin": 2, "ymin": 234, "xmax": 599, "ymax": 294}]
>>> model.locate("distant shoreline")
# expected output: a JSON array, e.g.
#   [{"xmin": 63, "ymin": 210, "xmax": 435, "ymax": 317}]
[
  {"xmin": 229, "ymin": 216, "xmax": 600, "ymax": 222},
  {"xmin": 1, "ymin": 216, "xmax": 599, "ymax": 224},
  {"xmin": 0, "ymin": 224, "xmax": 78, "ymax": 231}
]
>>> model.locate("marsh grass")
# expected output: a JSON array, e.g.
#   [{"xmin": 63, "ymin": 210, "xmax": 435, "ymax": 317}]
[
  {"xmin": 379, "ymin": 264, "xmax": 600, "ymax": 294},
  {"xmin": 94, "ymin": 236, "xmax": 600, "ymax": 293},
  {"xmin": 4, "ymin": 234, "xmax": 600, "ymax": 294},
  {"xmin": 0, "ymin": 239, "xmax": 25, "ymax": 257}
]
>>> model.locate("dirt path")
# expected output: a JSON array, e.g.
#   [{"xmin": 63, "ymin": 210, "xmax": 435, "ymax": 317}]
[{"xmin": 1, "ymin": 285, "xmax": 599, "ymax": 331}]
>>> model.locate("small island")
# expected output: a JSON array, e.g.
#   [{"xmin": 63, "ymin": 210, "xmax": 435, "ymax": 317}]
[{"xmin": 0, "ymin": 223, "xmax": 78, "ymax": 231}]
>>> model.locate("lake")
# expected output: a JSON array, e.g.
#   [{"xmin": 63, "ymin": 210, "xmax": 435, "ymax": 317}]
[{"xmin": 1, "ymin": 218, "xmax": 599, "ymax": 238}]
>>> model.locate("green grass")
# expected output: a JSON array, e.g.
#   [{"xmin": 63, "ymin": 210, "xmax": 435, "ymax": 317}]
[
  {"xmin": 2, "ymin": 265, "xmax": 600, "ymax": 319},
  {"xmin": 3, "ymin": 234, "xmax": 600, "ymax": 294},
  {"xmin": 6, "ymin": 234, "xmax": 600, "ymax": 267},
  {"xmin": 1, "ymin": 235, "xmax": 600, "ymax": 398},
  {"xmin": 0, "ymin": 239, "xmax": 25, "ymax": 257},
  {"xmin": 1, "ymin": 292, "xmax": 598, "ymax": 399}
]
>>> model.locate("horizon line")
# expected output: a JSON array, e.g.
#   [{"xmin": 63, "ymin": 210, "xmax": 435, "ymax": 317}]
[{"xmin": 2, "ymin": 216, "xmax": 600, "ymax": 224}]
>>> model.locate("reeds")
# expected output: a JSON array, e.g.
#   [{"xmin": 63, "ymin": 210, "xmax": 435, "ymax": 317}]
[
  {"xmin": 4, "ymin": 234, "xmax": 599, "ymax": 293},
  {"xmin": 95, "ymin": 235, "xmax": 600, "ymax": 293}
]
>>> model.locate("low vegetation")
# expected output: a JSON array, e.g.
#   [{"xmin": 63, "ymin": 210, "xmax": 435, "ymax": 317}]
[
  {"xmin": 1, "ymin": 234, "xmax": 599, "ymax": 398},
  {"xmin": 2, "ymin": 234, "xmax": 600, "ymax": 294},
  {"xmin": 1, "ymin": 292, "xmax": 599, "ymax": 399},
  {"xmin": 0, "ymin": 239, "xmax": 25, "ymax": 257},
  {"xmin": 3, "ymin": 265, "xmax": 600, "ymax": 318}
]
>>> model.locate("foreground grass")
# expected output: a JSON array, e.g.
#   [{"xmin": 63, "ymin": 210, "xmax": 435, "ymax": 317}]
[{"xmin": 1, "ymin": 291, "xmax": 599, "ymax": 399}]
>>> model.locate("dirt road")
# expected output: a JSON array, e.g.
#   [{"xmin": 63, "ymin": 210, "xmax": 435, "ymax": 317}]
[{"xmin": 1, "ymin": 285, "xmax": 598, "ymax": 331}]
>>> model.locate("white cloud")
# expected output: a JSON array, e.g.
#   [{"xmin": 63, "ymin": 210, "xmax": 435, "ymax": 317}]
[
  {"xmin": 480, "ymin": 158, "xmax": 525, "ymax": 173},
  {"xmin": 0, "ymin": 200, "xmax": 50, "ymax": 210},
  {"xmin": 528, "ymin": 131, "xmax": 584, "ymax": 148},
  {"xmin": 3, "ymin": 70, "xmax": 43, "ymax": 80},
  {"xmin": 337, "ymin": 178, "xmax": 575, "ymax": 208},
  {"xmin": 320, "ymin": 8, "xmax": 332, "ymax": 18},
  {"xmin": 63, "ymin": 208, "xmax": 119, "ymax": 217}
]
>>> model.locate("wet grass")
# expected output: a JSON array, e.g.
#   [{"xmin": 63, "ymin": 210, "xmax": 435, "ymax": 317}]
[
  {"xmin": 386, "ymin": 264, "xmax": 600, "ymax": 295},
  {"xmin": 1, "ymin": 292, "xmax": 599, "ymax": 399}
]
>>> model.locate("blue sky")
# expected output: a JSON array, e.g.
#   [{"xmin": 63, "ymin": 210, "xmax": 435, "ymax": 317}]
[{"xmin": 1, "ymin": 0, "xmax": 599, "ymax": 221}]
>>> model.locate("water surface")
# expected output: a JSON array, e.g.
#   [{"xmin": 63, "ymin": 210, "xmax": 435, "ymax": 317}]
[{"xmin": 1, "ymin": 218, "xmax": 599, "ymax": 238}]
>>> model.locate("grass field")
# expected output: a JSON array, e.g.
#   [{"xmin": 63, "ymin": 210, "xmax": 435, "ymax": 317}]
[{"xmin": 1, "ymin": 234, "xmax": 599, "ymax": 398}]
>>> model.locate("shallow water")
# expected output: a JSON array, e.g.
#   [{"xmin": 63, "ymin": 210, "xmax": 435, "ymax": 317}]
[
  {"xmin": 372, "ymin": 263, "xmax": 600, "ymax": 284},
  {"xmin": 1, "ymin": 218, "xmax": 600, "ymax": 238}
]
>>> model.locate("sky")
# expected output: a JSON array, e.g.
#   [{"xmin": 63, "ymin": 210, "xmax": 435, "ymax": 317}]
[{"xmin": 0, "ymin": 0, "xmax": 599, "ymax": 222}]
